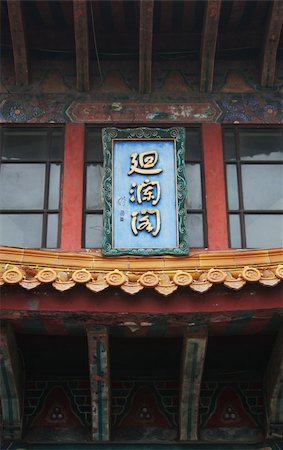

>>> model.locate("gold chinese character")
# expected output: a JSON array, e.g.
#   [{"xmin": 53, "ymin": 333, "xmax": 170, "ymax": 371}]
[
  {"xmin": 128, "ymin": 151, "xmax": 162, "ymax": 175},
  {"xmin": 129, "ymin": 179, "xmax": 161, "ymax": 206},
  {"xmin": 131, "ymin": 209, "xmax": 161, "ymax": 237}
]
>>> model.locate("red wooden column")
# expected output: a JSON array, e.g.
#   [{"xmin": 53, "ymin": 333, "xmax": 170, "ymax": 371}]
[
  {"xmin": 61, "ymin": 124, "xmax": 85, "ymax": 250},
  {"xmin": 202, "ymin": 124, "xmax": 228, "ymax": 250}
]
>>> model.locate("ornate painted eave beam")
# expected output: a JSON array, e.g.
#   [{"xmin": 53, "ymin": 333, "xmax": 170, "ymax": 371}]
[
  {"xmin": 73, "ymin": 0, "xmax": 90, "ymax": 92},
  {"xmin": 0, "ymin": 247, "xmax": 282, "ymax": 296},
  {"xmin": 7, "ymin": 0, "xmax": 29, "ymax": 86},
  {"xmin": 260, "ymin": 0, "xmax": 283, "ymax": 87},
  {"xmin": 139, "ymin": 0, "xmax": 154, "ymax": 94},
  {"xmin": 264, "ymin": 327, "xmax": 283, "ymax": 437},
  {"xmin": 200, "ymin": 0, "xmax": 221, "ymax": 93},
  {"xmin": 0, "ymin": 323, "xmax": 23, "ymax": 440}
]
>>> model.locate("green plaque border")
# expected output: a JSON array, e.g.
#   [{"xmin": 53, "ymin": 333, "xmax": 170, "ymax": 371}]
[{"xmin": 102, "ymin": 127, "xmax": 189, "ymax": 256}]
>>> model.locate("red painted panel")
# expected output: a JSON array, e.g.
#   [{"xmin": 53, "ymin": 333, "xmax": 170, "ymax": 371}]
[
  {"xmin": 1, "ymin": 286, "xmax": 282, "ymax": 315},
  {"xmin": 202, "ymin": 124, "xmax": 229, "ymax": 250},
  {"xmin": 60, "ymin": 124, "xmax": 84, "ymax": 251}
]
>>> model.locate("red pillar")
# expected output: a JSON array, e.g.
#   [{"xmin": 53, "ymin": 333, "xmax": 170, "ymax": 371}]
[
  {"xmin": 202, "ymin": 124, "xmax": 228, "ymax": 250},
  {"xmin": 60, "ymin": 124, "xmax": 84, "ymax": 250}
]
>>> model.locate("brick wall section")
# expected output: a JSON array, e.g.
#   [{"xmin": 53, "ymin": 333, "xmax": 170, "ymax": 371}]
[
  {"xmin": 24, "ymin": 379, "xmax": 91, "ymax": 429},
  {"xmin": 199, "ymin": 380, "xmax": 265, "ymax": 428},
  {"xmin": 111, "ymin": 380, "xmax": 179, "ymax": 428}
]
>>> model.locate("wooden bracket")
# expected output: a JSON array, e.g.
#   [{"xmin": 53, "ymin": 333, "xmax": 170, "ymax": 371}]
[
  {"xmin": 86, "ymin": 326, "xmax": 110, "ymax": 441},
  {"xmin": 179, "ymin": 326, "xmax": 208, "ymax": 440}
]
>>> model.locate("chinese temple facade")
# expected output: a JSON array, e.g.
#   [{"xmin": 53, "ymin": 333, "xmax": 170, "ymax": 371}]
[{"xmin": 0, "ymin": 1, "xmax": 283, "ymax": 449}]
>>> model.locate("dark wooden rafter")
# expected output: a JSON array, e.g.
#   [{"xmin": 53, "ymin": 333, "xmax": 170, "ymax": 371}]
[
  {"xmin": 73, "ymin": 0, "xmax": 90, "ymax": 92},
  {"xmin": 264, "ymin": 327, "xmax": 283, "ymax": 437},
  {"xmin": 7, "ymin": 0, "xmax": 29, "ymax": 86},
  {"xmin": 200, "ymin": 0, "xmax": 221, "ymax": 93},
  {"xmin": 139, "ymin": 0, "xmax": 154, "ymax": 94},
  {"xmin": 180, "ymin": 326, "xmax": 208, "ymax": 440},
  {"xmin": 260, "ymin": 0, "xmax": 283, "ymax": 87}
]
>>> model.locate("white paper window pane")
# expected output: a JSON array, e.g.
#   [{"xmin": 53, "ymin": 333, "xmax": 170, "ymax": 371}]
[
  {"xmin": 229, "ymin": 214, "xmax": 242, "ymax": 248},
  {"xmin": 46, "ymin": 214, "xmax": 59, "ymax": 248},
  {"xmin": 226, "ymin": 165, "xmax": 239, "ymax": 210},
  {"xmin": 85, "ymin": 214, "xmax": 103, "ymax": 248},
  {"xmin": 0, "ymin": 214, "xmax": 43, "ymax": 247},
  {"xmin": 242, "ymin": 165, "xmax": 283, "ymax": 210},
  {"xmin": 187, "ymin": 213, "xmax": 204, "ymax": 248},
  {"xmin": 48, "ymin": 164, "xmax": 61, "ymax": 209},
  {"xmin": 86, "ymin": 164, "xmax": 104, "ymax": 210},
  {"xmin": 186, "ymin": 164, "xmax": 202, "ymax": 209},
  {"xmin": 245, "ymin": 215, "xmax": 283, "ymax": 248},
  {"xmin": 0, "ymin": 164, "xmax": 45, "ymax": 209}
]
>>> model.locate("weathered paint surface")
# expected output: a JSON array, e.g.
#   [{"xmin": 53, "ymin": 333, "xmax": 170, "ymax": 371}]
[
  {"xmin": 202, "ymin": 124, "xmax": 228, "ymax": 250},
  {"xmin": 60, "ymin": 124, "xmax": 85, "ymax": 250},
  {"xmin": 180, "ymin": 327, "xmax": 207, "ymax": 440},
  {"xmin": 264, "ymin": 327, "xmax": 283, "ymax": 437},
  {"xmin": 0, "ymin": 323, "xmax": 23, "ymax": 439},
  {"xmin": 6, "ymin": 440, "xmax": 282, "ymax": 449},
  {"xmin": 86, "ymin": 326, "xmax": 110, "ymax": 441}
]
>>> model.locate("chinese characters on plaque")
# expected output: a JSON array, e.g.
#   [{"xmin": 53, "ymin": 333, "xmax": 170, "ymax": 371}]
[{"xmin": 102, "ymin": 128, "xmax": 188, "ymax": 256}]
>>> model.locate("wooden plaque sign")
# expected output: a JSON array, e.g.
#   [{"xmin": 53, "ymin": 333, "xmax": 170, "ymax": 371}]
[{"xmin": 102, "ymin": 127, "xmax": 189, "ymax": 256}]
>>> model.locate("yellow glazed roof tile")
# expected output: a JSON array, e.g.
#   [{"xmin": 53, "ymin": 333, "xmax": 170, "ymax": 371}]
[{"xmin": 0, "ymin": 246, "xmax": 282, "ymax": 296}]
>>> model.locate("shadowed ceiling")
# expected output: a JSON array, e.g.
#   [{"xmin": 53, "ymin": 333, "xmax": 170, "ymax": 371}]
[{"xmin": 1, "ymin": 0, "xmax": 283, "ymax": 92}]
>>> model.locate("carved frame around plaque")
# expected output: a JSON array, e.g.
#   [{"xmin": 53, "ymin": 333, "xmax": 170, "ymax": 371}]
[{"xmin": 102, "ymin": 127, "xmax": 189, "ymax": 256}]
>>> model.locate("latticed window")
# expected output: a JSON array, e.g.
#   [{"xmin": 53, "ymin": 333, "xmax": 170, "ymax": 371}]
[
  {"xmin": 185, "ymin": 128, "xmax": 207, "ymax": 248},
  {"xmin": 0, "ymin": 126, "xmax": 64, "ymax": 248},
  {"xmin": 83, "ymin": 126, "xmax": 206, "ymax": 248},
  {"xmin": 83, "ymin": 127, "xmax": 104, "ymax": 248},
  {"xmin": 223, "ymin": 127, "xmax": 283, "ymax": 248}
]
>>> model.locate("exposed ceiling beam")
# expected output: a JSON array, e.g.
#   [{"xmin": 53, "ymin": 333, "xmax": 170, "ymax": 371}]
[
  {"xmin": 200, "ymin": 0, "xmax": 221, "ymax": 93},
  {"xmin": 7, "ymin": 0, "xmax": 29, "ymax": 86},
  {"xmin": 139, "ymin": 0, "xmax": 154, "ymax": 95},
  {"xmin": 73, "ymin": 0, "xmax": 90, "ymax": 92},
  {"xmin": 260, "ymin": 0, "xmax": 283, "ymax": 87}
]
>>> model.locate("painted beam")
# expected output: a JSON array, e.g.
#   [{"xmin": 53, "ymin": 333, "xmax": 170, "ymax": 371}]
[
  {"xmin": 200, "ymin": 0, "xmax": 221, "ymax": 93},
  {"xmin": 0, "ymin": 323, "xmax": 23, "ymax": 440},
  {"xmin": 7, "ymin": 0, "xmax": 29, "ymax": 86},
  {"xmin": 180, "ymin": 326, "xmax": 208, "ymax": 440},
  {"xmin": 264, "ymin": 327, "xmax": 283, "ymax": 437},
  {"xmin": 260, "ymin": 0, "xmax": 283, "ymax": 87},
  {"xmin": 86, "ymin": 326, "xmax": 110, "ymax": 441},
  {"xmin": 139, "ymin": 0, "xmax": 154, "ymax": 94},
  {"xmin": 73, "ymin": 0, "xmax": 90, "ymax": 91}
]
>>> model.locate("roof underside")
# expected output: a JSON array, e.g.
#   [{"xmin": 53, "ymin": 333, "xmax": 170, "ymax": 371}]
[{"xmin": 1, "ymin": 0, "xmax": 283, "ymax": 92}]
